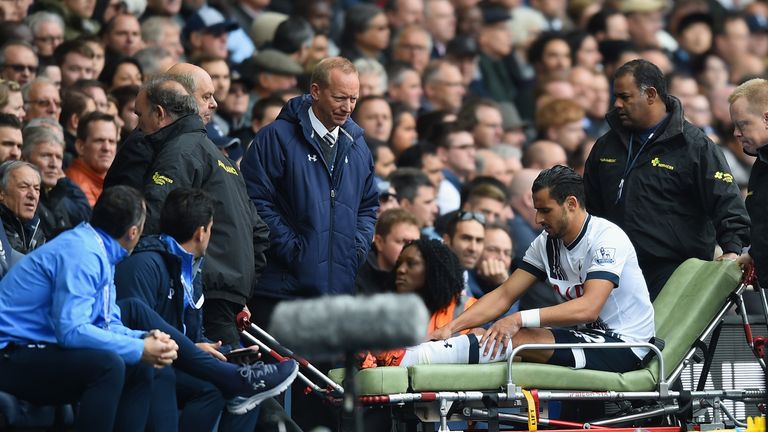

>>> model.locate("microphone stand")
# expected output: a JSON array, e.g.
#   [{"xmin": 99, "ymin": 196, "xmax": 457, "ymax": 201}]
[{"xmin": 341, "ymin": 351, "xmax": 363, "ymax": 431}]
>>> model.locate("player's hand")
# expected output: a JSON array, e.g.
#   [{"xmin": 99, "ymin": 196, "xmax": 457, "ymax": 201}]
[
  {"xmin": 715, "ymin": 252, "xmax": 739, "ymax": 262},
  {"xmin": 736, "ymin": 253, "xmax": 753, "ymax": 268},
  {"xmin": 196, "ymin": 341, "xmax": 227, "ymax": 361},
  {"xmin": 480, "ymin": 314, "xmax": 520, "ymax": 360},
  {"xmin": 242, "ymin": 305, "xmax": 251, "ymax": 320},
  {"xmin": 478, "ymin": 258, "xmax": 509, "ymax": 285},
  {"xmin": 428, "ymin": 325, "xmax": 454, "ymax": 342}
]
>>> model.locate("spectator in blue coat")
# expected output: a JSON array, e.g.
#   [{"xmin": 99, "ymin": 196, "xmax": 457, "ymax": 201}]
[
  {"xmin": 242, "ymin": 56, "xmax": 378, "ymax": 430},
  {"xmin": 243, "ymin": 56, "xmax": 378, "ymax": 310}
]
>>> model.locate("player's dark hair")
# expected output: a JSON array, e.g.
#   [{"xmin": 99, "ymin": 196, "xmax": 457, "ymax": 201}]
[{"xmin": 531, "ymin": 164, "xmax": 585, "ymax": 206}]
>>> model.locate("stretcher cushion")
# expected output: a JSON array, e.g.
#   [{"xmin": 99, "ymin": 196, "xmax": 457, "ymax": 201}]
[
  {"xmin": 328, "ymin": 366, "xmax": 409, "ymax": 395},
  {"xmin": 331, "ymin": 259, "xmax": 741, "ymax": 394}
]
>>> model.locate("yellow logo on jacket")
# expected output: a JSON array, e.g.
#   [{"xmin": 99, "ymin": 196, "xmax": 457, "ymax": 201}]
[
  {"xmin": 152, "ymin": 172, "xmax": 173, "ymax": 185},
  {"xmin": 713, "ymin": 171, "xmax": 733, "ymax": 183},
  {"xmin": 599, "ymin": 158, "xmax": 616, "ymax": 163},
  {"xmin": 651, "ymin": 158, "xmax": 674, "ymax": 171},
  {"xmin": 217, "ymin": 160, "xmax": 238, "ymax": 176}
]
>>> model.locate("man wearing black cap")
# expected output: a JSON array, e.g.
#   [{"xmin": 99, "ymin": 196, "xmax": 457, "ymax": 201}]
[
  {"xmin": 185, "ymin": 7, "xmax": 238, "ymax": 60},
  {"xmin": 475, "ymin": 5, "xmax": 519, "ymax": 105}
]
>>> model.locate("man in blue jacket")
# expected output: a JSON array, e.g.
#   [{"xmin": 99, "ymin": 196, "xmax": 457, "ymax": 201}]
[
  {"xmin": 242, "ymin": 56, "xmax": 379, "ymax": 429},
  {"xmin": 115, "ymin": 187, "xmax": 299, "ymax": 432},
  {"xmin": 243, "ymin": 56, "xmax": 378, "ymax": 307}
]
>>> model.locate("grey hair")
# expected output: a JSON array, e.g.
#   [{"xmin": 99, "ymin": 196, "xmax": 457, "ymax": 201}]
[
  {"xmin": 143, "ymin": 75, "xmax": 198, "ymax": 120},
  {"xmin": 21, "ymin": 77, "xmax": 54, "ymax": 103},
  {"xmin": 22, "ymin": 126, "xmax": 64, "ymax": 159},
  {"xmin": 26, "ymin": 11, "xmax": 65, "ymax": 36},
  {"xmin": 141, "ymin": 16, "xmax": 179, "ymax": 44},
  {"xmin": 24, "ymin": 116, "xmax": 63, "ymax": 134},
  {"xmin": 165, "ymin": 71, "xmax": 197, "ymax": 95},
  {"xmin": 135, "ymin": 47, "xmax": 172, "ymax": 78},
  {"xmin": 0, "ymin": 160, "xmax": 40, "ymax": 192},
  {"xmin": 491, "ymin": 143, "xmax": 522, "ymax": 161},
  {"xmin": 353, "ymin": 58, "xmax": 387, "ymax": 94}
]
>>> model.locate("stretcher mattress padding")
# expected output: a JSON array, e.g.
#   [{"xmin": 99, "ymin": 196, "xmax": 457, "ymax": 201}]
[
  {"xmin": 408, "ymin": 362, "xmax": 656, "ymax": 391},
  {"xmin": 648, "ymin": 258, "xmax": 741, "ymax": 379},
  {"xmin": 328, "ymin": 366, "xmax": 409, "ymax": 395}
]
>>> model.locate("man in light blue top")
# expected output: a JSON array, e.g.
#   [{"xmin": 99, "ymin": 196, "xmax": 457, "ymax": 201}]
[
  {"xmin": 0, "ymin": 185, "xmax": 177, "ymax": 431},
  {"xmin": 0, "ymin": 186, "xmax": 298, "ymax": 431}
]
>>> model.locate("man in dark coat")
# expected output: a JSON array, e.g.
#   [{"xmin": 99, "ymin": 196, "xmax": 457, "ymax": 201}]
[
  {"xmin": 134, "ymin": 74, "xmax": 270, "ymax": 349},
  {"xmin": 584, "ymin": 59, "xmax": 750, "ymax": 300},
  {"xmin": 729, "ymin": 79, "xmax": 768, "ymax": 289}
]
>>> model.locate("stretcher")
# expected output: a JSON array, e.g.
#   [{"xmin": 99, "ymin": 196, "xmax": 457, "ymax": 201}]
[{"xmin": 325, "ymin": 259, "xmax": 768, "ymax": 431}]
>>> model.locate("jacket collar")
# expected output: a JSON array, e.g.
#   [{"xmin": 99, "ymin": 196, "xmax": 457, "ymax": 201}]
[
  {"xmin": 88, "ymin": 223, "xmax": 127, "ymax": 265},
  {"xmin": 757, "ymin": 144, "xmax": 768, "ymax": 163},
  {"xmin": 160, "ymin": 234, "xmax": 204, "ymax": 309},
  {"xmin": 145, "ymin": 115, "xmax": 206, "ymax": 150},
  {"xmin": 278, "ymin": 95, "xmax": 364, "ymax": 146},
  {"xmin": 605, "ymin": 96, "xmax": 685, "ymax": 146},
  {"xmin": 0, "ymin": 204, "xmax": 40, "ymax": 234}
]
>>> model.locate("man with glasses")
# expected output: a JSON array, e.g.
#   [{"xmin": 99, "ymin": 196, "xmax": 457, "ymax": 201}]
[
  {"xmin": 23, "ymin": 78, "xmax": 61, "ymax": 121},
  {"xmin": 391, "ymin": 25, "xmax": 432, "ymax": 74},
  {"xmin": 26, "ymin": 12, "xmax": 65, "ymax": 60},
  {"xmin": 0, "ymin": 41, "xmax": 37, "ymax": 86},
  {"xmin": 422, "ymin": 60, "xmax": 466, "ymax": 114}
]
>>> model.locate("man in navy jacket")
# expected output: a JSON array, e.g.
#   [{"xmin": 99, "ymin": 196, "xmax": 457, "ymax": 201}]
[
  {"xmin": 242, "ymin": 56, "xmax": 378, "ymax": 429},
  {"xmin": 243, "ymin": 56, "xmax": 378, "ymax": 307}
]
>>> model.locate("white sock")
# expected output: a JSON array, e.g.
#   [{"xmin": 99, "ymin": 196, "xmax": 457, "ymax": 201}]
[{"xmin": 399, "ymin": 334, "xmax": 513, "ymax": 366}]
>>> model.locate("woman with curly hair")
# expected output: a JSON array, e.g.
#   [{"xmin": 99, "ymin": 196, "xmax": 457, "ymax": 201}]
[{"xmin": 363, "ymin": 238, "xmax": 477, "ymax": 367}]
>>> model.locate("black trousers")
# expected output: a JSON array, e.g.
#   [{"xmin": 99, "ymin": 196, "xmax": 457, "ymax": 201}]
[
  {"xmin": 0, "ymin": 344, "xmax": 159, "ymax": 432},
  {"xmin": 637, "ymin": 256, "xmax": 684, "ymax": 302},
  {"xmin": 202, "ymin": 298, "xmax": 244, "ymax": 349}
]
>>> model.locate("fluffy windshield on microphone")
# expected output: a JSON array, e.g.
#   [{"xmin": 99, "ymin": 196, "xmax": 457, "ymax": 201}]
[{"xmin": 267, "ymin": 293, "xmax": 429, "ymax": 360}]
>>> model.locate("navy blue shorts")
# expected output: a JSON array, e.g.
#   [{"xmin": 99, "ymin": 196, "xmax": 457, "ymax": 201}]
[{"xmin": 546, "ymin": 329, "xmax": 642, "ymax": 373}]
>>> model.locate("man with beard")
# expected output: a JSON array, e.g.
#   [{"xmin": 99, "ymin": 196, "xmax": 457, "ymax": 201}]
[{"xmin": 409, "ymin": 166, "xmax": 655, "ymax": 375}]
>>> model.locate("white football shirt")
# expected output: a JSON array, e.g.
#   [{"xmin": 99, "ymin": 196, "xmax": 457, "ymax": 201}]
[{"xmin": 520, "ymin": 215, "xmax": 655, "ymax": 358}]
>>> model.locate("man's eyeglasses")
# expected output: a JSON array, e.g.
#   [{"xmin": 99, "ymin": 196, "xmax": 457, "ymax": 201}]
[
  {"xmin": 28, "ymin": 99, "xmax": 61, "ymax": 108},
  {"xmin": 34, "ymin": 35, "xmax": 64, "ymax": 44},
  {"xmin": 4, "ymin": 64, "xmax": 37, "ymax": 73},
  {"xmin": 457, "ymin": 211, "xmax": 486, "ymax": 225}
]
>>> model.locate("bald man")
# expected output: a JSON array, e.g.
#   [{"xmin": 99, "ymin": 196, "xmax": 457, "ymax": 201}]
[
  {"xmin": 104, "ymin": 64, "xmax": 218, "ymax": 189},
  {"xmin": 521, "ymin": 140, "xmax": 567, "ymax": 170},
  {"xmin": 167, "ymin": 63, "xmax": 218, "ymax": 125}
]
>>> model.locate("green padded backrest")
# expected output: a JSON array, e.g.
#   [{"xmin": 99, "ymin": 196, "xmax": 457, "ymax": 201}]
[{"xmin": 647, "ymin": 258, "xmax": 741, "ymax": 380}]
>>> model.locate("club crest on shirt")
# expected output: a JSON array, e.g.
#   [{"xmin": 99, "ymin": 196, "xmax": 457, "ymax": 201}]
[{"xmin": 594, "ymin": 247, "xmax": 616, "ymax": 265}]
